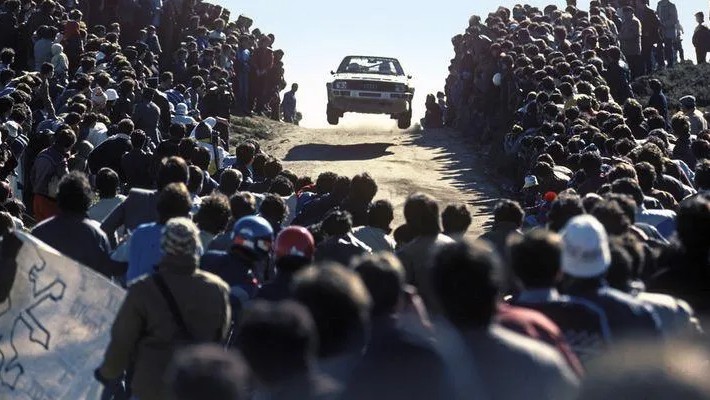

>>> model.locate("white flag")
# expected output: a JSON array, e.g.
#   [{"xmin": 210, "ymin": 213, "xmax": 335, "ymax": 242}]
[{"xmin": 0, "ymin": 231, "xmax": 125, "ymax": 400}]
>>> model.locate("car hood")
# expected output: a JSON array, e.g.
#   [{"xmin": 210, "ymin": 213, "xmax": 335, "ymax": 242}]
[{"xmin": 332, "ymin": 73, "xmax": 409, "ymax": 84}]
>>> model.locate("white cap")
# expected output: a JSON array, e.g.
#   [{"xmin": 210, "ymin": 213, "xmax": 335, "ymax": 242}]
[
  {"xmin": 204, "ymin": 117, "xmax": 217, "ymax": 128},
  {"xmin": 105, "ymin": 88, "xmax": 118, "ymax": 101},
  {"xmin": 493, "ymin": 72, "xmax": 502, "ymax": 87},
  {"xmin": 523, "ymin": 175, "xmax": 539, "ymax": 189},
  {"xmin": 561, "ymin": 215, "xmax": 611, "ymax": 279}
]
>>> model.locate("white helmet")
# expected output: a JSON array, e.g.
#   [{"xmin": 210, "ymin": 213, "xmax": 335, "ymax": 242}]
[{"xmin": 492, "ymin": 73, "xmax": 503, "ymax": 87}]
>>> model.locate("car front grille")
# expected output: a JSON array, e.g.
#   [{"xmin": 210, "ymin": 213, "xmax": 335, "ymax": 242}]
[{"xmin": 345, "ymin": 80, "xmax": 397, "ymax": 92}]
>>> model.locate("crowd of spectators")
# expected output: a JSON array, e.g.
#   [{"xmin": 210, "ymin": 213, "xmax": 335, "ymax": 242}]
[{"xmin": 1, "ymin": 0, "xmax": 710, "ymax": 399}]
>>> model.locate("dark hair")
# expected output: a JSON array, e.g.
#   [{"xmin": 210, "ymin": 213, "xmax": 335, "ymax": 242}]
[
  {"xmin": 157, "ymin": 183, "xmax": 192, "ymax": 223},
  {"xmin": 293, "ymin": 263, "xmax": 371, "ymax": 357},
  {"xmin": 510, "ymin": 229, "xmax": 562, "ymax": 288},
  {"xmin": 263, "ymin": 158, "xmax": 283, "ymax": 179},
  {"xmin": 591, "ymin": 201, "xmax": 631, "ymax": 236},
  {"xmin": 431, "ymin": 240, "xmax": 500, "ymax": 329},
  {"xmin": 315, "ymin": 172, "xmax": 337, "ymax": 194},
  {"xmin": 695, "ymin": 160, "xmax": 710, "ymax": 190},
  {"xmin": 229, "ymin": 192, "xmax": 256, "ymax": 220},
  {"xmin": 157, "ymin": 156, "xmax": 189, "ymax": 190},
  {"xmin": 96, "ymin": 168, "xmax": 119, "ymax": 198},
  {"xmin": 165, "ymin": 344, "xmax": 249, "ymax": 400},
  {"xmin": 634, "ymin": 162, "xmax": 657, "ymax": 192},
  {"xmin": 349, "ymin": 173, "xmax": 378, "ymax": 202},
  {"xmin": 268, "ymin": 175, "xmax": 293, "ymax": 197},
  {"xmin": 187, "ymin": 165, "xmax": 204, "ymax": 194},
  {"xmin": 367, "ymin": 199, "xmax": 394, "ymax": 231},
  {"xmin": 321, "ymin": 209, "xmax": 352, "ymax": 236},
  {"xmin": 237, "ymin": 300, "xmax": 317, "ymax": 385},
  {"xmin": 404, "ymin": 193, "xmax": 441, "ymax": 236},
  {"xmin": 493, "ymin": 199, "xmax": 524, "ymax": 227},
  {"xmin": 259, "ymin": 194, "xmax": 287, "ymax": 225},
  {"xmin": 611, "ymin": 178, "xmax": 644, "ymax": 207},
  {"xmin": 442, "ymin": 204, "xmax": 472, "ymax": 235},
  {"xmin": 195, "ymin": 194, "xmax": 230, "ymax": 234},
  {"xmin": 130, "ymin": 129, "xmax": 146, "ymax": 149},
  {"xmin": 191, "ymin": 147, "xmax": 211, "ymax": 171},
  {"xmin": 54, "ymin": 128, "xmax": 76, "ymax": 150},
  {"xmin": 676, "ymin": 196, "xmax": 710, "ymax": 252},
  {"xmin": 56, "ymin": 172, "xmax": 93, "ymax": 214},
  {"xmin": 547, "ymin": 194, "xmax": 584, "ymax": 232},
  {"xmin": 117, "ymin": 118, "xmax": 135, "ymax": 135},
  {"xmin": 235, "ymin": 142, "xmax": 256, "ymax": 164},
  {"xmin": 353, "ymin": 252, "xmax": 405, "ymax": 317},
  {"xmin": 218, "ymin": 169, "xmax": 242, "ymax": 197}
]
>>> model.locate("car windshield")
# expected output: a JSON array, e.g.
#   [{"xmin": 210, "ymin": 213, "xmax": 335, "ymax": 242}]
[{"xmin": 336, "ymin": 56, "xmax": 405, "ymax": 76}]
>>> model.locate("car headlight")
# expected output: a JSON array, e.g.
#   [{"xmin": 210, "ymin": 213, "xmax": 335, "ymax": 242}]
[
  {"xmin": 334, "ymin": 81, "xmax": 347, "ymax": 89},
  {"xmin": 394, "ymin": 84, "xmax": 407, "ymax": 93}
]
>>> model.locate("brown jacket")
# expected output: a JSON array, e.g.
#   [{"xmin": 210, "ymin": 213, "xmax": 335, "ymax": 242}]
[{"xmin": 99, "ymin": 256, "xmax": 231, "ymax": 400}]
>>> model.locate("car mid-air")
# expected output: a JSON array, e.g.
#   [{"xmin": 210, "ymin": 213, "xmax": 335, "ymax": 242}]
[{"xmin": 326, "ymin": 56, "xmax": 414, "ymax": 129}]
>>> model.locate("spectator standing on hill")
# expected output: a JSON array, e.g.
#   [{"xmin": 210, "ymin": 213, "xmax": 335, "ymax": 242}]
[
  {"xmin": 693, "ymin": 11, "xmax": 710, "ymax": 64},
  {"xmin": 619, "ymin": 6, "xmax": 643, "ymax": 79},
  {"xmin": 281, "ymin": 83, "xmax": 298, "ymax": 123},
  {"xmin": 657, "ymin": 0, "xmax": 680, "ymax": 68}
]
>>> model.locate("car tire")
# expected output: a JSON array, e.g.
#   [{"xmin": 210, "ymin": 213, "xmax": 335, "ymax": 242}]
[
  {"xmin": 397, "ymin": 110, "xmax": 412, "ymax": 129},
  {"xmin": 327, "ymin": 103, "xmax": 340, "ymax": 125}
]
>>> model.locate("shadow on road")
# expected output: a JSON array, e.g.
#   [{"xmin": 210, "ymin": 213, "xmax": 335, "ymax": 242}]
[
  {"xmin": 284, "ymin": 143, "xmax": 395, "ymax": 161},
  {"xmin": 404, "ymin": 127, "xmax": 502, "ymax": 231}
]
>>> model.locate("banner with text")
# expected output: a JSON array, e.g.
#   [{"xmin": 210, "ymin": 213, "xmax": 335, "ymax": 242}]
[{"xmin": 0, "ymin": 231, "xmax": 125, "ymax": 400}]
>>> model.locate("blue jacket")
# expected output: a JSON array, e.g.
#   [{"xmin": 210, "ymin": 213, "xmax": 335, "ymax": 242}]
[
  {"xmin": 126, "ymin": 222, "xmax": 164, "ymax": 283},
  {"xmin": 200, "ymin": 250, "xmax": 259, "ymax": 317},
  {"xmin": 564, "ymin": 279, "xmax": 663, "ymax": 339}
]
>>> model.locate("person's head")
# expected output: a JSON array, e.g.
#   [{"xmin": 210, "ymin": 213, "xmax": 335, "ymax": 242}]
[
  {"xmin": 432, "ymin": 240, "xmax": 501, "ymax": 330},
  {"xmin": 235, "ymin": 142, "xmax": 256, "ymax": 165},
  {"xmin": 696, "ymin": 11, "xmax": 705, "ymax": 24},
  {"xmin": 591, "ymin": 200, "xmax": 632, "ymax": 236},
  {"xmin": 695, "ymin": 159, "xmax": 710, "ymax": 191},
  {"xmin": 679, "ymin": 95, "xmax": 697, "ymax": 112},
  {"xmin": 56, "ymin": 172, "xmax": 92, "ymax": 214},
  {"xmin": 634, "ymin": 162, "xmax": 657, "ymax": 192},
  {"xmin": 237, "ymin": 300, "xmax": 317, "ymax": 385},
  {"xmin": 321, "ymin": 209, "xmax": 353, "ymax": 236},
  {"xmin": 96, "ymin": 168, "xmax": 119, "ymax": 199},
  {"xmin": 648, "ymin": 79, "xmax": 663, "ymax": 94},
  {"xmin": 441, "ymin": 203, "xmax": 472, "ymax": 236},
  {"xmin": 560, "ymin": 215, "xmax": 611, "ymax": 280},
  {"xmin": 0, "ymin": 48, "xmax": 15, "ymax": 65},
  {"xmin": 676, "ymin": 195, "xmax": 710, "ymax": 254},
  {"xmin": 53, "ymin": 128, "xmax": 76, "ymax": 152},
  {"xmin": 293, "ymin": 263, "xmax": 372, "ymax": 358},
  {"xmin": 493, "ymin": 199, "xmax": 524, "ymax": 228},
  {"xmin": 290, "ymin": 83, "xmax": 299, "ymax": 92},
  {"xmin": 157, "ymin": 183, "xmax": 192, "ymax": 224},
  {"xmin": 404, "ymin": 193, "xmax": 441, "ymax": 237},
  {"xmin": 231, "ymin": 215, "xmax": 274, "ymax": 259},
  {"xmin": 187, "ymin": 165, "xmax": 204, "ymax": 195},
  {"xmin": 548, "ymin": 194, "xmax": 585, "ymax": 232},
  {"xmin": 580, "ymin": 151, "xmax": 602, "ymax": 175},
  {"xmin": 671, "ymin": 114, "xmax": 691, "ymax": 138},
  {"xmin": 274, "ymin": 226, "xmax": 315, "ymax": 273},
  {"xmin": 259, "ymin": 194, "xmax": 287, "ymax": 226},
  {"xmin": 268, "ymin": 175, "xmax": 294, "ymax": 197},
  {"xmin": 195, "ymin": 194, "xmax": 230, "ymax": 235},
  {"xmin": 366, "ymin": 199, "xmax": 394, "ymax": 232},
  {"xmin": 161, "ymin": 217, "xmax": 202, "ymax": 266},
  {"xmin": 229, "ymin": 192, "xmax": 257, "ymax": 221},
  {"xmin": 348, "ymin": 172, "xmax": 378, "ymax": 203},
  {"xmin": 165, "ymin": 344, "xmax": 249, "ymax": 400},
  {"xmin": 315, "ymin": 171, "xmax": 337, "ymax": 195},
  {"xmin": 157, "ymin": 156, "xmax": 190, "ymax": 190},
  {"xmin": 218, "ymin": 169, "xmax": 243, "ymax": 197},
  {"xmin": 352, "ymin": 252, "xmax": 406, "ymax": 318},
  {"xmin": 130, "ymin": 129, "xmax": 147, "ymax": 149},
  {"xmin": 610, "ymin": 178, "xmax": 644, "ymax": 207},
  {"xmin": 510, "ymin": 229, "xmax": 563, "ymax": 289}
]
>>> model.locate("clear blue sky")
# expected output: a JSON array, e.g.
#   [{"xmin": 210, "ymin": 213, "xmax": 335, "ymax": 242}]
[{"xmin": 213, "ymin": 0, "xmax": 707, "ymax": 128}]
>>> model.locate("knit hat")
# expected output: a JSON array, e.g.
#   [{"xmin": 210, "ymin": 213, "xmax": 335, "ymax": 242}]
[
  {"xmin": 161, "ymin": 217, "xmax": 203, "ymax": 263},
  {"xmin": 175, "ymin": 103, "xmax": 188, "ymax": 116},
  {"xmin": 561, "ymin": 215, "xmax": 611, "ymax": 278}
]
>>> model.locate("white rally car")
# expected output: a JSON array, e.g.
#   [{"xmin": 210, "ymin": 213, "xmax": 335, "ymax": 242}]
[{"xmin": 326, "ymin": 56, "xmax": 414, "ymax": 129}]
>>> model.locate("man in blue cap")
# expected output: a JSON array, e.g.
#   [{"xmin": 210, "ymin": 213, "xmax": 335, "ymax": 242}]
[{"xmin": 200, "ymin": 215, "xmax": 274, "ymax": 319}]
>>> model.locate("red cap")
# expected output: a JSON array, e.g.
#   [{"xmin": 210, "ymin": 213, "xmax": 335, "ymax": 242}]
[
  {"xmin": 544, "ymin": 191, "xmax": 558, "ymax": 202},
  {"xmin": 274, "ymin": 226, "xmax": 315, "ymax": 260}
]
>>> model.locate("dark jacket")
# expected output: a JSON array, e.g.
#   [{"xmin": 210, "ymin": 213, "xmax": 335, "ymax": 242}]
[
  {"xmin": 255, "ymin": 272, "xmax": 294, "ymax": 302},
  {"xmin": 88, "ymin": 134, "xmax": 133, "ymax": 179},
  {"xmin": 343, "ymin": 316, "xmax": 454, "ymax": 400},
  {"xmin": 563, "ymin": 279, "xmax": 662, "ymax": 339},
  {"xmin": 98, "ymin": 256, "xmax": 231, "ymax": 400},
  {"xmin": 604, "ymin": 62, "xmax": 633, "ymax": 105},
  {"xmin": 200, "ymin": 250, "xmax": 259, "ymax": 317},
  {"xmin": 121, "ymin": 148, "xmax": 154, "ymax": 189},
  {"xmin": 292, "ymin": 193, "xmax": 342, "ymax": 227},
  {"xmin": 340, "ymin": 198, "xmax": 371, "ymax": 228},
  {"xmin": 315, "ymin": 233, "xmax": 371, "ymax": 266},
  {"xmin": 133, "ymin": 101, "xmax": 162, "ymax": 145},
  {"xmin": 31, "ymin": 212, "xmax": 123, "ymax": 277},
  {"xmin": 648, "ymin": 92, "xmax": 670, "ymax": 124},
  {"xmin": 672, "ymin": 135, "xmax": 696, "ymax": 171}
]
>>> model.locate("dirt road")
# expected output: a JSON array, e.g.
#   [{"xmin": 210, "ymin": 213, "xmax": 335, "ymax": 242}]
[{"xmin": 260, "ymin": 122, "xmax": 502, "ymax": 237}]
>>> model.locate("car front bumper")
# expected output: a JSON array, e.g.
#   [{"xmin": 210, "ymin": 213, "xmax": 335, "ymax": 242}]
[{"xmin": 329, "ymin": 90, "xmax": 412, "ymax": 114}]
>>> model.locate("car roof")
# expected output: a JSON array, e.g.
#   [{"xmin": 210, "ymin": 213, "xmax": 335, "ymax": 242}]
[{"xmin": 342, "ymin": 55, "xmax": 400, "ymax": 62}]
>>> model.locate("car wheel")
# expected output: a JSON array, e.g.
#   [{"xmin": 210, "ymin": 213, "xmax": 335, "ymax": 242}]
[
  {"xmin": 327, "ymin": 103, "xmax": 340, "ymax": 125},
  {"xmin": 397, "ymin": 110, "xmax": 412, "ymax": 129}
]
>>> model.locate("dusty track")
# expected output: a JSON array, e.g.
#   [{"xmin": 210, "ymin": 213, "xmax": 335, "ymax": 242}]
[{"xmin": 260, "ymin": 122, "xmax": 502, "ymax": 237}]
